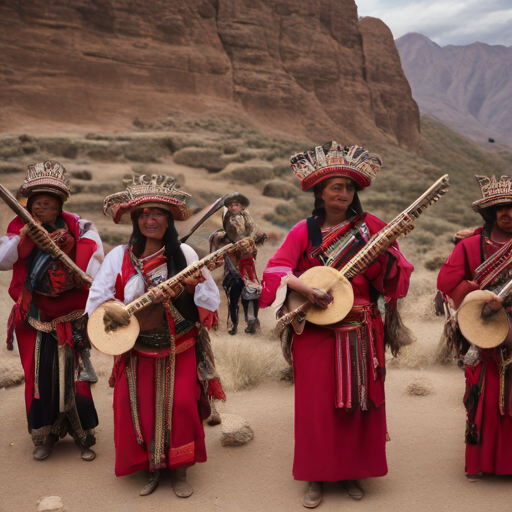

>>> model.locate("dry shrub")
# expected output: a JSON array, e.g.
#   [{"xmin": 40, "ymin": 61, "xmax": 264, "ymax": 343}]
[
  {"xmin": 173, "ymin": 147, "xmax": 225, "ymax": 172},
  {"xmin": 212, "ymin": 335, "xmax": 287, "ymax": 392},
  {"xmin": 219, "ymin": 162, "xmax": 275, "ymax": 184},
  {"xmin": 262, "ymin": 180, "xmax": 295, "ymax": 199},
  {"xmin": 425, "ymin": 255, "xmax": 448, "ymax": 271},
  {"xmin": 388, "ymin": 342, "xmax": 435, "ymax": 369},
  {"xmin": 0, "ymin": 358, "xmax": 24, "ymax": 388}
]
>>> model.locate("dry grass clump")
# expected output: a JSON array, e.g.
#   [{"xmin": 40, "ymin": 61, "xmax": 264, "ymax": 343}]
[
  {"xmin": 212, "ymin": 335, "xmax": 287, "ymax": 392},
  {"xmin": 0, "ymin": 358, "xmax": 24, "ymax": 388},
  {"xmin": 218, "ymin": 161, "xmax": 275, "ymax": 184},
  {"xmin": 173, "ymin": 147, "xmax": 225, "ymax": 172},
  {"xmin": 262, "ymin": 180, "xmax": 296, "ymax": 199}
]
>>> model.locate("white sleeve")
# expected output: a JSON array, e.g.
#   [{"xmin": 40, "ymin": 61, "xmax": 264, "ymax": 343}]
[
  {"xmin": 79, "ymin": 219, "xmax": 105, "ymax": 278},
  {"xmin": 181, "ymin": 243, "xmax": 221, "ymax": 312},
  {"xmin": 0, "ymin": 235, "xmax": 21, "ymax": 271},
  {"xmin": 85, "ymin": 245, "xmax": 125, "ymax": 316}
]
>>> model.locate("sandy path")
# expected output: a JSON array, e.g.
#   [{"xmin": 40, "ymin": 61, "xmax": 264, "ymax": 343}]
[{"xmin": 1, "ymin": 355, "xmax": 512, "ymax": 512}]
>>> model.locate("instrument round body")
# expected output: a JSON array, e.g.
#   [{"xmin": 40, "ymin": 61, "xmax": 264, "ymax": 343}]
[
  {"xmin": 288, "ymin": 266, "xmax": 354, "ymax": 326},
  {"xmin": 87, "ymin": 302, "xmax": 140, "ymax": 356},
  {"xmin": 457, "ymin": 290, "xmax": 509, "ymax": 349}
]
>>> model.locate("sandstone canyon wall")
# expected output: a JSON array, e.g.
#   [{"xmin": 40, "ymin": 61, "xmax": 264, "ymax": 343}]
[{"xmin": 0, "ymin": 0, "xmax": 420, "ymax": 149}]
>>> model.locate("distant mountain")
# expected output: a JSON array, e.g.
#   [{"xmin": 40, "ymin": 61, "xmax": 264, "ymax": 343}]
[{"xmin": 396, "ymin": 32, "xmax": 512, "ymax": 147}]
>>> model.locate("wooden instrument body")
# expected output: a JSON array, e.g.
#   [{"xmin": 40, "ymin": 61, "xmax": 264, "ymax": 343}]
[
  {"xmin": 87, "ymin": 302, "xmax": 140, "ymax": 356},
  {"xmin": 287, "ymin": 267, "xmax": 354, "ymax": 326}
]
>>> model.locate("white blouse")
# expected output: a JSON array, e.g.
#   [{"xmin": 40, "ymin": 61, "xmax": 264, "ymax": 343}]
[
  {"xmin": 0, "ymin": 218, "xmax": 104, "ymax": 277},
  {"xmin": 85, "ymin": 243, "xmax": 221, "ymax": 316}
]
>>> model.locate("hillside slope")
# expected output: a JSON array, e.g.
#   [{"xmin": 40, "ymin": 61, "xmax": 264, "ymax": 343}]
[{"xmin": 396, "ymin": 32, "xmax": 512, "ymax": 147}]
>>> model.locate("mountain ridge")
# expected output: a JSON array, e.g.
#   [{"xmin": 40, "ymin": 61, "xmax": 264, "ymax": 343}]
[{"xmin": 396, "ymin": 32, "xmax": 512, "ymax": 147}]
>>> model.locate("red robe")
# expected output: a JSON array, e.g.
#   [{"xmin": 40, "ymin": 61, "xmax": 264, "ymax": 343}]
[
  {"xmin": 260, "ymin": 214, "xmax": 413, "ymax": 481},
  {"xmin": 107, "ymin": 247, "xmax": 220, "ymax": 476},
  {"xmin": 438, "ymin": 227, "xmax": 512, "ymax": 475},
  {"xmin": 5, "ymin": 213, "xmax": 99, "ymax": 441}
]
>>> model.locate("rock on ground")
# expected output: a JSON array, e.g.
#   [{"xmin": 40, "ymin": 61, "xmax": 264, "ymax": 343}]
[{"xmin": 37, "ymin": 496, "xmax": 65, "ymax": 512}]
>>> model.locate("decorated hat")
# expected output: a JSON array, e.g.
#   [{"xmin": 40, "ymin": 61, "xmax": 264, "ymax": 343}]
[
  {"xmin": 290, "ymin": 142, "xmax": 382, "ymax": 191},
  {"xmin": 224, "ymin": 192, "xmax": 250, "ymax": 208},
  {"xmin": 19, "ymin": 161, "xmax": 71, "ymax": 202},
  {"xmin": 472, "ymin": 175, "xmax": 512, "ymax": 219},
  {"xmin": 103, "ymin": 174, "xmax": 192, "ymax": 224}
]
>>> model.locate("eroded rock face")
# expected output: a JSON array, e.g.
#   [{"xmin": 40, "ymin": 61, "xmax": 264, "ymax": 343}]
[
  {"xmin": 0, "ymin": 0, "xmax": 420, "ymax": 149},
  {"xmin": 359, "ymin": 17, "xmax": 421, "ymax": 151}
]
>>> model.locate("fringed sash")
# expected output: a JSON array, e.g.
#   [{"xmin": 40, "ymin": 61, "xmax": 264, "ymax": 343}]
[{"xmin": 331, "ymin": 305, "xmax": 378, "ymax": 411}]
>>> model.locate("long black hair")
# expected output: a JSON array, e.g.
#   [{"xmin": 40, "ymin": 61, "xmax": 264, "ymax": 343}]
[
  {"xmin": 129, "ymin": 208, "xmax": 187, "ymax": 277},
  {"xmin": 312, "ymin": 179, "xmax": 363, "ymax": 218}
]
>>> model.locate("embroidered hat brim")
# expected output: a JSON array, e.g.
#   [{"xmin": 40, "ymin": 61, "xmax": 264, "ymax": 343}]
[
  {"xmin": 472, "ymin": 195, "xmax": 512, "ymax": 211},
  {"xmin": 290, "ymin": 142, "xmax": 382, "ymax": 191},
  {"xmin": 104, "ymin": 175, "xmax": 192, "ymax": 224},
  {"xmin": 224, "ymin": 192, "xmax": 250, "ymax": 208},
  {"xmin": 300, "ymin": 166, "xmax": 371, "ymax": 191},
  {"xmin": 19, "ymin": 161, "xmax": 71, "ymax": 202},
  {"xmin": 472, "ymin": 174, "xmax": 512, "ymax": 212}
]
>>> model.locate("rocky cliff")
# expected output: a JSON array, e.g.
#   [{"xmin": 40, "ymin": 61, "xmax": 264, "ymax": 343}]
[
  {"xmin": 396, "ymin": 32, "xmax": 512, "ymax": 147},
  {"xmin": 0, "ymin": 1, "xmax": 420, "ymax": 149}
]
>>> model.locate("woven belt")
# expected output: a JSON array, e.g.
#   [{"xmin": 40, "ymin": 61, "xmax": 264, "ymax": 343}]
[{"xmin": 28, "ymin": 310, "xmax": 85, "ymax": 333}]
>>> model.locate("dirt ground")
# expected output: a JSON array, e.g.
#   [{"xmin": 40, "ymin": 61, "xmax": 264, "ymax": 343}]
[{"xmin": 2, "ymin": 347, "xmax": 512, "ymax": 512}]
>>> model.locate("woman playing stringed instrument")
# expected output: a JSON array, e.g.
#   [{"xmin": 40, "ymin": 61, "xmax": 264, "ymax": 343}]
[
  {"xmin": 260, "ymin": 143, "xmax": 414, "ymax": 507},
  {"xmin": 438, "ymin": 174, "xmax": 512, "ymax": 481},
  {"xmin": 85, "ymin": 175, "xmax": 224, "ymax": 497}
]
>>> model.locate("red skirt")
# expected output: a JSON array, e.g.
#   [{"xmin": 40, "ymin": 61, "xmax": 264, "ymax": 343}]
[
  {"xmin": 292, "ymin": 323, "xmax": 388, "ymax": 481},
  {"xmin": 465, "ymin": 358, "xmax": 512, "ymax": 475},
  {"xmin": 113, "ymin": 336, "xmax": 207, "ymax": 477}
]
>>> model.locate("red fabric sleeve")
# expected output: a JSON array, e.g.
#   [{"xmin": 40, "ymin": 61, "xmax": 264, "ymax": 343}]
[
  {"xmin": 259, "ymin": 220, "xmax": 310, "ymax": 308},
  {"xmin": 437, "ymin": 235, "xmax": 481, "ymax": 303}
]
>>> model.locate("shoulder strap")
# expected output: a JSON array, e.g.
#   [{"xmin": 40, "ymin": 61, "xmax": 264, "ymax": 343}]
[{"xmin": 306, "ymin": 216, "xmax": 322, "ymax": 248}]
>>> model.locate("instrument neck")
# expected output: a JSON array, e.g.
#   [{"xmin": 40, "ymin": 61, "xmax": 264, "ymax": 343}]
[{"xmin": 340, "ymin": 213, "xmax": 410, "ymax": 279}]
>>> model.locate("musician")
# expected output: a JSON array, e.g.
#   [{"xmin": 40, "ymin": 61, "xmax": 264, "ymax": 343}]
[
  {"xmin": 85, "ymin": 175, "xmax": 224, "ymax": 497},
  {"xmin": 0, "ymin": 161, "xmax": 103, "ymax": 461},
  {"xmin": 260, "ymin": 143, "xmax": 413, "ymax": 507},
  {"xmin": 437, "ymin": 174, "xmax": 512, "ymax": 481},
  {"xmin": 209, "ymin": 193, "xmax": 264, "ymax": 335}
]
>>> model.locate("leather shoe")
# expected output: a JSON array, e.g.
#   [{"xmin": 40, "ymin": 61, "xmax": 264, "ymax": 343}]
[
  {"xmin": 140, "ymin": 470, "xmax": 160, "ymax": 496},
  {"xmin": 302, "ymin": 481, "xmax": 322, "ymax": 508},
  {"xmin": 81, "ymin": 447, "xmax": 96, "ymax": 461},
  {"xmin": 33, "ymin": 434, "xmax": 57, "ymax": 461},
  {"xmin": 344, "ymin": 480, "xmax": 364, "ymax": 500},
  {"xmin": 173, "ymin": 467, "xmax": 193, "ymax": 498}
]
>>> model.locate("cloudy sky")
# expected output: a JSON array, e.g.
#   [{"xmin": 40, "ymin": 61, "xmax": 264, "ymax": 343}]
[{"xmin": 356, "ymin": 0, "xmax": 512, "ymax": 47}]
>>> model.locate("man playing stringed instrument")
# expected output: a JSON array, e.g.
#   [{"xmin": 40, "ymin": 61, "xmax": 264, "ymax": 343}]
[
  {"xmin": 438, "ymin": 174, "xmax": 512, "ymax": 481},
  {"xmin": 260, "ymin": 143, "xmax": 414, "ymax": 507},
  {"xmin": 0, "ymin": 161, "xmax": 104, "ymax": 461},
  {"xmin": 85, "ymin": 175, "xmax": 224, "ymax": 497}
]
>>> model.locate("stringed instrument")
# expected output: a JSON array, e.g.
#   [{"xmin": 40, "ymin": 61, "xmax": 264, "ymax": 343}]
[
  {"xmin": 88, "ymin": 238, "xmax": 256, "ymax": 355},
  {"xmin": 278, "ymin": 175, "xmax": 450, "ymax": 331}
]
